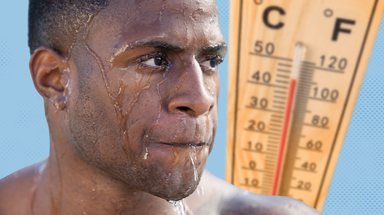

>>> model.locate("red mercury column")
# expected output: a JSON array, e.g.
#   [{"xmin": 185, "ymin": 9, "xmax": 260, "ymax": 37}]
[{"xmin": 272, "ymin": 42, "xmax": 305, "ymax": 196}]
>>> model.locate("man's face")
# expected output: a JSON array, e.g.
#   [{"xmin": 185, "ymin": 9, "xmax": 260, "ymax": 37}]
[{"xmin": 65, "ymin": 0, "xmax": 226, "ymax": 200}]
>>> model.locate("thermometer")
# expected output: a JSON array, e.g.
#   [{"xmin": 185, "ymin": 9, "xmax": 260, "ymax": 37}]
[{"xmin": 225, "ymin": 0, "xmax": 384, "ymax": 211}]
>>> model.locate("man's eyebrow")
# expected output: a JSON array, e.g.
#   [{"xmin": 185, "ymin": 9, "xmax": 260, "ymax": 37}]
[
  {"xmin": 141, "ymin": 40, "xmax": 184, "ymax": 51},
  {"xmin": 108, "ymin": 39, "xmax": 184, "ymax": 61},
  {"xmin": 109, "ymin": 40, "xmax": 227, "ymax": 62},
  {"xmin": 116, "ymin": 40, "xmax": 182, "ymax": 54},
  {"xmin": 203, "ymin": 43, "xmax": 227, "ymax": 52}
]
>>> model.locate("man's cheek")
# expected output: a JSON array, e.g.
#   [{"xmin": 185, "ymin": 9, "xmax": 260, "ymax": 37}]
[{"xmin": 126, "ymin": 117, "xmax": 152, "ymax": 158}]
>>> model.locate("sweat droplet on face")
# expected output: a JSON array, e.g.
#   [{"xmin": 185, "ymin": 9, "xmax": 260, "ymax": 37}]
[
  {"xmin": 143, "ymin": 147, "xmax": 149, "ymax": 160},
  {"xmin": 189, "ymin": 145, "xmax": 198, "ymax": 182},
  {"xmin": 168, "ymin": 200, "xmax": 187, "ymax": 215},
  {"xmin": 197, "ymin": 186, "xmax": 204, "ymax": 196}
]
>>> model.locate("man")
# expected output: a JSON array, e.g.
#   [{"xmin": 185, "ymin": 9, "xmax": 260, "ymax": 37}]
[{"xmin": 0, "ymin": 0, "xmax": 320, "ymax": 214}]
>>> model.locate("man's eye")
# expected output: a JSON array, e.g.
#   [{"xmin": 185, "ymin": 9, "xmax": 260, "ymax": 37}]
[
  {"xmin": 142, "ymin": 56, "xmax": 165, "ymax": 67},
  {"xmin": 200, "ymin": 57, "xmax": 222, "ymax": 69}
]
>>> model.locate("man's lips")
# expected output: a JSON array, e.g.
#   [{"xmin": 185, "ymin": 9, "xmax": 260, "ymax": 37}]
[
  {"xmin": 155, "ymin": 141, "xmax": 207, "ymax": 148},
  {"xmin": 150, "ymin": 136, "xmax": 212, "ymax": 148}
]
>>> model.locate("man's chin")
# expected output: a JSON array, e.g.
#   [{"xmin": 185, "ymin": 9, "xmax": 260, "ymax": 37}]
[
  {"xmin": 147, "ymin": 180, "xmax": 198, "ymax": 201},
  {"xmin": 127, "ymin": 144, "xmax": 208, "ymax": 200},
  {"xmin": 103, "ymin": 145, "xmax": 207, "ymax": 201}
]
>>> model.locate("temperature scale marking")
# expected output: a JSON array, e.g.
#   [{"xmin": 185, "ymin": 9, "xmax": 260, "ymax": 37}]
[{"xmin": 225, "ymin": 0, "xmax": 384, "ymax": 211}]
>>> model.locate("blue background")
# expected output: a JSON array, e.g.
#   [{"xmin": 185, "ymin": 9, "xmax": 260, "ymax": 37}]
[{"xmin": 1, "ymin": 1, "xmax": 383, "ymax": 214}]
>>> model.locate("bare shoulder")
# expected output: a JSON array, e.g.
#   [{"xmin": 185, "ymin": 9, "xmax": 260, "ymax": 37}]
[
  {"xmin": 219, "ymin": 189, "xmax": 321, "ymax": 215},
  {"xmin": 0, "ymin": 161, "xmax": 45, "ymax": 215},
  {"xmin": 188, "ymin": 170, "xmax": 321, "ymax": 215}
]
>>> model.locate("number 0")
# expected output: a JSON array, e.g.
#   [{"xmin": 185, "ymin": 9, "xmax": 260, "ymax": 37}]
[{"xmin": 266, "ymin": 43, "xmax": 274, "ymax": 55}]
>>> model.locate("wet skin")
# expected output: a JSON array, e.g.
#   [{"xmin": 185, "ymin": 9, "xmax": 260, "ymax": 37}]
[{"xmin": 0, "ymin": 0, "xmax": 321, "ymax": 214}]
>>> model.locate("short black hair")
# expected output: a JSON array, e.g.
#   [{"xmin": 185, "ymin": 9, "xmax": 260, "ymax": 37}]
[{"xmin": 28, "ymin": 0, "xmax": 108, "ymax": 55}]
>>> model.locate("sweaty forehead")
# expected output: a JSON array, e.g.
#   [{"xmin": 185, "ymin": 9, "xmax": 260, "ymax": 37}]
[
  {"xmin": 85, "ymin": 0, "xmax": 223, "ymax": 56},
  {"xmin": 108, "ymin": 0, "xmax": 219, "ymax": 26}
]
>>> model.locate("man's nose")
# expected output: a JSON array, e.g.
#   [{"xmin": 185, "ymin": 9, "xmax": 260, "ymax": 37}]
[{"xmin": 167, "ymin": 61, "xmax": 215, "ymax": 117}]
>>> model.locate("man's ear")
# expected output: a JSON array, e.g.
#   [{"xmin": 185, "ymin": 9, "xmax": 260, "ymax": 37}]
[{"xmin": 29, "ymin": 47, "xmax": 69, "ymax": 110}]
